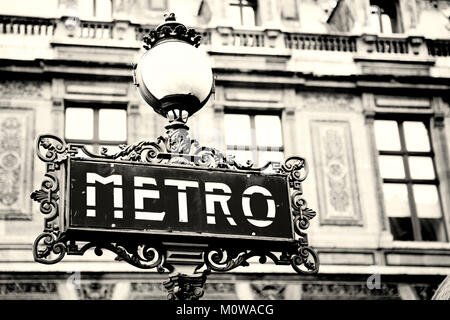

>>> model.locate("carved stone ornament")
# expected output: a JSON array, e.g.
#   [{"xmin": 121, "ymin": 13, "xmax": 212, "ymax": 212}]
[
  {"xmin": 251, "ymin": 283, "xmax": 286, "ymax": 300},
  {"xmin": 77, "ymin": 282, "xmax": 115, "ymax": 300}
]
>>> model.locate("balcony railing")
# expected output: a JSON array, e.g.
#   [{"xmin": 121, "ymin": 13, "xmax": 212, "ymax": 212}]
[
  {"xmin": 77, "ymin": 20, "xmax": 114, "ymax": 40},
  {"xmin": 285, "ymin": 33, "xmax": 357, "ymax": 52},
  {"xmin": 0, "ymin": 15, "xmax": 55, "ymax": 36},
  {"xmin": 375, "ymin": 37, "xmax": 409, "ymax": 54},
  {"xmin": 230, "ymin": 30, "xmax": 265, "ymax": 47},
  {"xmin": 427, "ymin": 39, "xmax": 450, "ymax": 57},
  {"xmin": 0, "ymin": 14, "xmax": 449, "ymax": 61}
]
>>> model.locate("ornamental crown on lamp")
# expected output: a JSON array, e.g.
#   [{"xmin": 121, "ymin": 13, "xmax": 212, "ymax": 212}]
[{"xmin": 134, "ymin": 13, "xmax": 214, "ymax": 122}]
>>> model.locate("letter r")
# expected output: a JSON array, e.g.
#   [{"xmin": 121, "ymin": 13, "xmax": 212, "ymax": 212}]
[{"xmin": 205, "ymin": 182, "xmax": 236, "ymax": 225}]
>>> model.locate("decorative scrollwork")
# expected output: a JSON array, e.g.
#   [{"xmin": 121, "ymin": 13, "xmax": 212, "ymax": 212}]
[
  {"xmin": 203, "ymin": 249, "xmax": 249, "ymax": 272},
  {"xmin": 36, "ymin": 134, "xmax": 77, "ymax": 166},
  {"xmin": 30, "ymin": 172, "xmax": 59, "ymax": 224},
  {"xmin": 67, "ymin": 242, "xmax": 172, "ymax": 273},
  {"xmin": 32, "ymin": 135, "xmax": 72, "ymax": 265},
  {"xmin": 281, "ymin": 156, "xmax": 309, "ymax": 190},
  {"xmin": 290, "ymin": 192, "xmax": 316, "ymax": 233},
  {"xmin": 291, "ymin": 246, "xmax": 320, "ymax": 275},
  {"xmin": 101, "ymin": 138, "xmax": 164, "ymax": 163},
  {"xmin": 104, "ymin": 125, "xmax": 255, "ymax": 170},
  {"xmin": 278, "ymin": 156, "xmax": 320, "ymax": 275},
  {"xmin": 32, "ymin": 134, "xmax": 94, "ymax": 265},
  {"xmin": 193, "ymin": 145, "xmax": 254, "ymax": 170},
  {"xmin": 202, "ymin": 248, "xmax": 291, "ymax": 273},
  {"xmin": 33, "ymin": 232, "xmax": 67, "ymax": 264}
]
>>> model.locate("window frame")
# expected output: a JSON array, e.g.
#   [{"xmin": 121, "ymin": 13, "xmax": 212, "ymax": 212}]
[
  {"xmin": 374, "ymin": 114, "xmax": 447, "ymax": 242},
  {"xmin": 369, "ymin": 0, "xmax": 403, "ymax": 34},
  {"xmin": 229, "ymin": 0, "xmax": 258, "ymax": 27},
  {"xmin": 79, "ymin": 0, "xmax": 113, "ymax": 21},
  {"xmin": 64, "ymin": 101, "xmax": 128, "ymax": 153},
  {"xmin": 148, "ymin": 0, "xmax": 168, "ymax": 11},
  {"xmin": 223, "ymin": 108, "xmax": 284, "ymax": 167}
]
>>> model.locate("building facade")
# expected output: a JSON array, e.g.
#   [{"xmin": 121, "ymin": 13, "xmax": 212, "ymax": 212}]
[{"xmin": 1, "ymin": 0, "xmax": 450, "ymax": 300}]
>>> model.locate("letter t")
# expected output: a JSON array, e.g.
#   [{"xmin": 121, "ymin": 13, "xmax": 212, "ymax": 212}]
[{"xmin": 164, "ymin": 179, "xmax": 199, "ymax": 223}]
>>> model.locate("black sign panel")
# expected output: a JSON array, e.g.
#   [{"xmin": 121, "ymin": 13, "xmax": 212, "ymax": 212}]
[{"xmin": 68, "ymin": 159, "xmax": 293, "ymax": 241}]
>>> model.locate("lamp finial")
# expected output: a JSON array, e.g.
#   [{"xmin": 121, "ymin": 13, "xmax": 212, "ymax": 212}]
[{"xmin": 164, "ymin": 13, "xmax": 176, "ymax": 22}]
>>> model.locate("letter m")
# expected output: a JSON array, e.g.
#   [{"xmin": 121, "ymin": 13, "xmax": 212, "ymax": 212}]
[{"xmin": 86, "ymin": 173, "xmax": 123, "ymax": 218}]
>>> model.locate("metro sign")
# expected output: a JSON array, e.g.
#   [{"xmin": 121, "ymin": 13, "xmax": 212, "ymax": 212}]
[
  {"xmin": 68, "ymin": 158, "xmax": 293, "ymax": 242},
  {"xmin": 31, "ymin": 14, "xmax": 319, "ymax": 297},
  {"xmin": 32, "ymin": 134, "xmax": 318, "ymax": 277}
]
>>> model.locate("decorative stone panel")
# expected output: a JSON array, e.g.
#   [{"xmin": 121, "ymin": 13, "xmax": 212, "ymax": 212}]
[
  {"xmin": 0, "ymin": 108, "xmax": 34, "ymax": 219},
  {"xmin": 301, "ymin": 282, "xmax": 400, "ymax": 300},
  {"xmin": 129, "ymin": 282, "xmax": 167, "ymax": 300},
  {"xmin": 0, "ymin": 81, "xmax": 45, "ymax": 98},
  {"xmin": 0, "ymin": 282, "xmax": 58, "ymax": 299},
  {"xmin": 300, "ymin": 92, "xmax": 361, "ymax": 112},
  {"xmin": 203, "ymin": 282, "xmax": 237, "ymax": 300},
  {"xmin": 310, "ymin": 120, "xmax": 363, "ymax": 225}
]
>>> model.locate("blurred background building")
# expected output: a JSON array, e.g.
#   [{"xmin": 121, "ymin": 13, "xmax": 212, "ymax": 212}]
[{"xmin": 0, "ymin": 0, "xmax": 450, "ymax": 300}]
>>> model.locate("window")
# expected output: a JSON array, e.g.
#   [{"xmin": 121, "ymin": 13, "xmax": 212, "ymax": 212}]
[
  {"xmin": 374, "ymin": 118, "xmax": 446, "ymax": 242},
  {"xmin": 65, "ymin": 103, "xmax": 127, "ymax": 154},
  {"xmin": 224, "ymin": 110, "xmax": 284, "ymax": 167},
  {"xmin": 368, "ymin": 0, "xmax": 402, "ymax": 33},
  {"xmin": 228, "ymin": 0, "xmax": 257, "ymax": 27},
  {"xmin": 78, "ymin": 0, "xmax": 112, "ymax": 20},
  {"xmin": 148, "ymin": 0, "xmax": 167, "ymax": 11}
]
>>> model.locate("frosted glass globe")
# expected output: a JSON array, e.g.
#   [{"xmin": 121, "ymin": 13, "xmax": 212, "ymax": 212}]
[{"xmin": 139, "ymin": 40, "xmax": 213, "ymax": 104}]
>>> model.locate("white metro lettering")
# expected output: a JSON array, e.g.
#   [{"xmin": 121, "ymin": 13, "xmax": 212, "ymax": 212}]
[
  {"xmin": 84, "ymin": 173, "xmax": 278, "ymax": 227},
  {"xmin": 164, "ymin": 179, "xmax": 199, "ymax": 223},
  {"xmin": 204, "ymin": 182, "xmax": 237, "ymax": 226},
  {"xmin": 134, "ymin": 176, "xmax": 165, "ymax": 221},
  {"xmin": 86, "ymin": 173, "xmax": 123, "ymax": 218},
  {"xmin": 242, "ymin": 186, "xmax": 276, "ymax": 227}
]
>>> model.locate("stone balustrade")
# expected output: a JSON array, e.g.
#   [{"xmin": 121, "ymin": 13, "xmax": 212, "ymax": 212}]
[
  {"xmin": 0, "ymin": 14, "xmax": 449, "ymax": 61},
  {"xmin": 77, "ymin": 20, "xmax": 115, "ymax": 40},
  {"xmin": 427, "ymin": 39, "xmax": 450, "ymax": 57},
  {"xmin": 285, "ymin": 33, "xmax": 357, "ymax": 52},
  {"xmin": 0, "ymin": 15, "xmax": 55, "ymax": 37}
]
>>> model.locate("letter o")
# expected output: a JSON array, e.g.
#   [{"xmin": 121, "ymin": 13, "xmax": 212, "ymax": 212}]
[{"xmin": 242, "ymin": 186, "xmax": 276, "ymax": 227}]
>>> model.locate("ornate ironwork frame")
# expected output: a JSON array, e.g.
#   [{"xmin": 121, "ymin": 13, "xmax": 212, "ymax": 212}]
[{"xmin": 31, "ymin": 125, "xmax": 319, "ymax": 277}]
